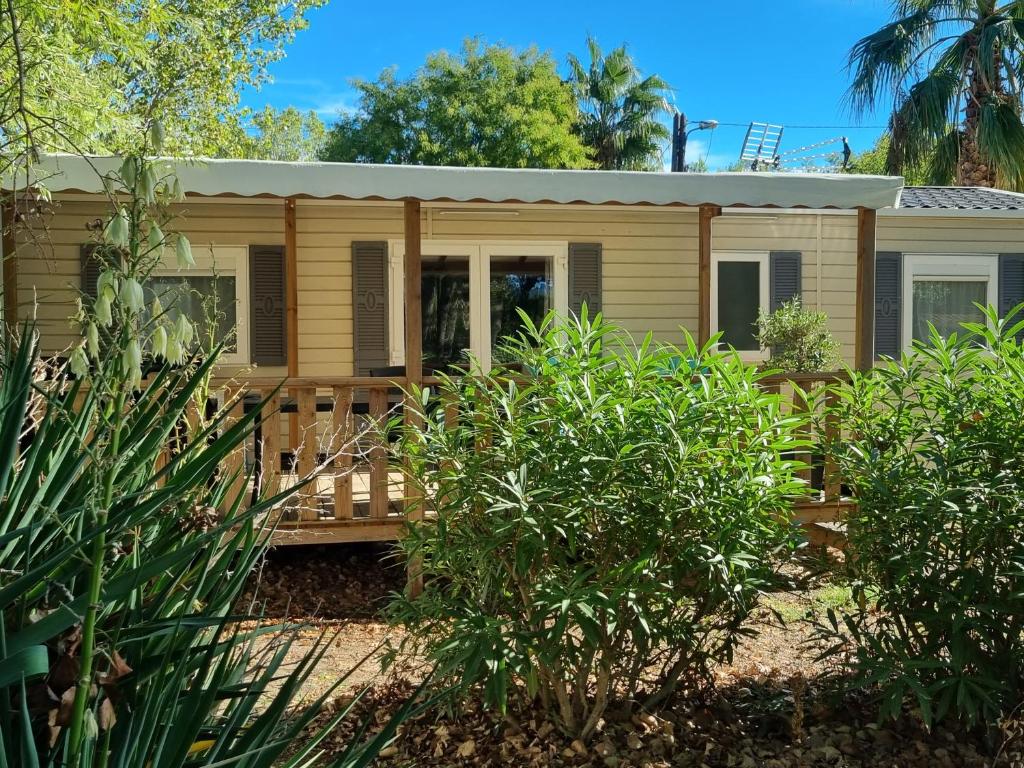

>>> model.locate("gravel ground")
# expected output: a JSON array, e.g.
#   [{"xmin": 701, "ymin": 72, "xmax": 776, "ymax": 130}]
[{"xmin": 239, "ymin": 546, "xmax": 1023, "ymax": 767}]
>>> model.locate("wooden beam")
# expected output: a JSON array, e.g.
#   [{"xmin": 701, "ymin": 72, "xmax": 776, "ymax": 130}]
[
  {"xmin": 697, "ymin": 204, "xmax": 721, "ymax": 345},
  {"xmin": 855, "ymin": 207, "xmax": 877, "ymax": 371},
  {"xmin": 403, "ymin": 200, "xmax": 423, "ymax": 383},
  {"xmin": 403, "ymin": 199, "xmax": 424, "ymax": 597},
  {"xmin": 2, "ymin": 198, "xmax": 17, "ymax": 340},
  {"xmin": 285, "ymin": 198, "xmax": 299, "ymax": 449}
]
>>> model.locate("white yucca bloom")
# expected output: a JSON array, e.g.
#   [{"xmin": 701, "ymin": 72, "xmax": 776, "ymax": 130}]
[
  {"xmin": 175, "ymin": 314, "xmax": 194, "ymax": 346},
  {"xmin": 123, "ymin": 339, "xmax": 143, "ymax": 389},
  {"xmin": 175, "ymin": 233, "xmax": 194, "ymax": 269},
  {"xmin": 119, "ymin": 158, "xmax": 136, "ymax": 190},
  {"xmin": 147, "ymin": 221, "xmax": 164, "ymax": 252},
  {"xmin": 171, "ymin": 177, "xmax": 185, "ymax": 202},
  {"xmin": 119, "ymin": 277, "xmax": 145, "ymax": 314},
  {"xmin": 96, "ymin": 270, "xmax": 118, "ymax": 300},
  {"xmin": 69, "ymin": 346, "xmax": 89, "ymax": 378},
  {"xmin": 138, "ymin": 165, "xmax": 157, "ymax": 204},
  {"xmin": 151, "ymin": 295, "xmax": 163, "ymax": 318},
  {"xmin": 86, "ymin": 322, "xmax": 100, "ymax": 359},
  {"xmin": 166, "ymin": 335, "xmax": 184, "ymax": 365},
  {"xmin": 102, "ymin": 208, "xmax": 130, "ymax": 247},
  {"xmin": 151, "ymin": 324, "xmax": 168, "ymax": 359},
  {"xmin": 94, "ymin": 293, "xmax": 113, "ymax": 327}
]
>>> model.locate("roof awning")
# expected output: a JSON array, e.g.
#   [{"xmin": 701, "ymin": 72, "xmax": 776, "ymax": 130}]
[{"xmin": 13, "ymin": 154, "xmax": 904, "ymax": 210}]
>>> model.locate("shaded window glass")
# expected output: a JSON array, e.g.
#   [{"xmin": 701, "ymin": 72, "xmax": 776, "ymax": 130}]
[
  {"xmin": 146, "ymin": 275, "xmax": 237, "ymax": 352},
  {"xmin": 911, "ymin": 279, "xmax": 987, "ymax": 342},
  {"xmin": 421, "ymin": 255, "xmax": 470, "ymax": 371},
  {"xmin": 490, "ymin": 255, "xmax": 552, "ymax": 364},
  {"xmin": 717, "ymin": 261, "xmax": 760, "ymax": 351}
]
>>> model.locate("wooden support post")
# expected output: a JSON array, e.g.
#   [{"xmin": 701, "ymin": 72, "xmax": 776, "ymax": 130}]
[
  {"xmin": 403, "ymin": 200, "xmax": 425, "ymax": 596},
  {"xmin": 262, "ymin": 391, "xmax": 282, "ymax": 500},
  {"xmin": 2, "ymin": 198, "xmax": 18, "ymax": 340},
  {"xmin": 823, "ymin": 388, "xmax": 841, "ymax": 503},
  {"xmin": 296, "ymin": 387, "xmax": 318, "ymax": 521},
  {"xmin": 333, "ymin": 385, "xmax": 353, "ymax": 520},
  {"xmin": 285, "ymin": 198, "xmax": 299, "ymax": 450},
  {"xmin": 697, "ymin": 204, "xmax": 721, "ymax": 345},
  {"xmin": 368, "ymin": 388, "xmax": 390, "ymax": 519},
  {"xmin": 855, "ymin": 207, "xmax": 877, "ymax": 371}
]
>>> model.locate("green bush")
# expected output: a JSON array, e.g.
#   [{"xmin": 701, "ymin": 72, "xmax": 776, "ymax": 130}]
[
  {"xmin": 819, "ymin": 309, "xmax": 1024, "ymax": 727},
  {"xmin": 389, "ymin": 312, "xmax": 807, "ymax": 739},
  {"xmin": 756, "ymin": 298, "xmax": 840, "ymax": 372}
]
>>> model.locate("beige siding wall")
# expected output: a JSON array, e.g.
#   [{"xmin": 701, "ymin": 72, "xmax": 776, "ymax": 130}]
[
  {"xmin": 25, "ymin": 197, "xmax": 1023, "ymax": 378},
  {"xmin": 425, "ymin": 205, "xmax": 699, "ymax": 341},
  {"xmin": 14, "ymin": 198, "xmax": 288, "ymax": 376},
  {"xmin": 712, "ymin": 213, "xmax": 859, "ymax": 363},
  {"xmin": 877, "ymin": 214, "xmax": 1024, "ymax": 254}
]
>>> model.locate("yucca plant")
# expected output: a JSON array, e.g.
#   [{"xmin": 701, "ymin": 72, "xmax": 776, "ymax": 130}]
[{"xmin": 0, "ymin": 143, "xmax": 421, "ymax": 766}]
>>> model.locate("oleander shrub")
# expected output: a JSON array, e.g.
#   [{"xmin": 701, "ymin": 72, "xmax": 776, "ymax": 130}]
[
  {"xmin": 389, "ymin": 312, "xmax": 808, "ymax": 739},
  {"xmin": 819, "ymin": 307, "xmax": 1024, "ymax": 727}
]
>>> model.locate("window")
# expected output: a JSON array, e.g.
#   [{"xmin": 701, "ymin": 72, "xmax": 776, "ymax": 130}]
[
  {"xmin": 710, "ymin": 252, "xmax": 769, "ymax": 357},
  {"xmin": 902, "ymin": 254, "xmax": 997, "ymax": 349},
  {"xmin": 146, "ymin": 245, "xmax": 249, "ymax": 365},
  {"xmin": 389, "ymin": 241, "xmax": 568, "ymax": 371}
]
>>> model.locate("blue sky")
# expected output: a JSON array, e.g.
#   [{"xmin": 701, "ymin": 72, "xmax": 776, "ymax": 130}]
[{"xmin": 241, "ymin": 0, "xmax": 896, "ymax": 169}]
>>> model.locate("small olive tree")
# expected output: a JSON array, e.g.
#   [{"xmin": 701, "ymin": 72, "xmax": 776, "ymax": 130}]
[
  {"xmin": 756, "ymin": 298, "xmax": 840, "ymax": 372},
  {"xmin": 389, "ymin": 313, "xmax": 808, "ymax": 740},
  {"xmin": 819, "ymin": 309, "xmax": 1024, "ymax": 727}
]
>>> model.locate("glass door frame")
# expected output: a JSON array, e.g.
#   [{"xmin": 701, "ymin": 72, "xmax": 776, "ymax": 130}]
[{"xmin": 388, "ymin": 239, "xmax": 569, "ymax": 371}]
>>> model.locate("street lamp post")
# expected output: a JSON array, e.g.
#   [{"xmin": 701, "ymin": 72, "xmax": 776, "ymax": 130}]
[{"xmin": 671, "ymin": 113, "xmax": 719, "ymax": 172}]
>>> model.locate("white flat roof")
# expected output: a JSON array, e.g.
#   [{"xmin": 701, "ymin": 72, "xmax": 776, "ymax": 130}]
[{"xmin": 16, "ymin": 154, "xmax": 904, "ymax": 210}]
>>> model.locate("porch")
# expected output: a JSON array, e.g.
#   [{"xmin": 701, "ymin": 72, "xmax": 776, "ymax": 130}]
[{"xmin": 217, "ymin": 370, "xmax": 853, "ymax": 551}]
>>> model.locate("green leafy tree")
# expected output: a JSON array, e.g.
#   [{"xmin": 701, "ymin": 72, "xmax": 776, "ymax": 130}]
[
  {"xmin": 226, "ymin": 106, "xmax": 328, "ymax": 161},
  {"xmin": 843, "ymin": 134, "xmax": 929, "ymax": 184},
  {"xmin": 0, "ymin": 0, "xmax": 324, "ymax": 168},
  {"xmin": 567, "ymin": 37, "xmax": 672, "ymax": 171},
  {"xmin": 320, "ymin": 39, "xmax": 592, "ymax": 168},
  {"xmin": 848, "ymin": 1, "xmax": 1024, "ymax": 189}
]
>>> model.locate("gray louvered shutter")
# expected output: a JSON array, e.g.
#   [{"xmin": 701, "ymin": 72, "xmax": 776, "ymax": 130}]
[
  {"xmin": 568, "ymin": 243, "xmax": 602, "ymax": 318},
  {"xmin": 80, "ymin": 244, "xmax": 103, "ymax": 297},
  {"xmin": 769, "ymin": 251, "xmax": 802, "ymax": 311},
  {"xmin": 999, "ymin": 254, "xmax": 1024, "ymax": 324},
  {"xmin": 875, "ymin": 252, "xmax": 902, "ymax": 360},
  {"xmin": 249, "ymin": 245, "xmax": 287, "ymax": 366},
  {"xmin": 353, "ymin": 241, "xmax": 389, "ymax": 375}
]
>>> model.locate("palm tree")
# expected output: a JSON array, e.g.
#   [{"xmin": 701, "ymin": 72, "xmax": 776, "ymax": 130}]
[
  {"xmin": 848, "ymin": 1, "xmax": 1024, "ymax": 189},
  {"xmin": 567, "ymin": 37, "xmax": 672, "ymax": 171}
]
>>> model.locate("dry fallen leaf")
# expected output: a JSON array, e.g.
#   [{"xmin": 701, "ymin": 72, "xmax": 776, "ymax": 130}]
[{"xmin": 456, "ymin": 738, "xmax": 476, "ymax": 757}]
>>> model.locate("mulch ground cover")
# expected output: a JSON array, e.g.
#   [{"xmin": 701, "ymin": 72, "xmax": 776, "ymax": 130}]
[{"xmin": 242, "ymin": 545, "xmax": 1023, "ymax": 767}]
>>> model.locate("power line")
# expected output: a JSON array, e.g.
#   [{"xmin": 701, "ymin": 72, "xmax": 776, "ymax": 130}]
[{"xmin": 715, "ymin": 121, "xmax": 887, "ymax": 130}]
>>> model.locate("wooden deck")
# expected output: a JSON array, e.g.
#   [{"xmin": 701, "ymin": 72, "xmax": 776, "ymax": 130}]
[{"xmin": 214, "ymin": 371, "xmax": 854, "ymax": 549}]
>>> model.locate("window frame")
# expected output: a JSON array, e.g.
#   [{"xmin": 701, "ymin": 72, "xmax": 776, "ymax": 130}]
[
  {"xmin": 710, "ymin": 250, "xmax": 770, "ymax": 361},
  {"xmin": 387, "ymin": 239, "xmax": 569, "ymax": 371},
  {"xmin": 149, "ymin": 244, "xmax": 250, "ymax": 366},
  {"xmin": 901, "ymin": 253, "xmax": 998, "ymax": 351}
]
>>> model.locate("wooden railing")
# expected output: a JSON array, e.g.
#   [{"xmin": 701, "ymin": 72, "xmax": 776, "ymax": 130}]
[{"xmin": 205, "ymin": 371, "xmax": 852, "ymax": 545}]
